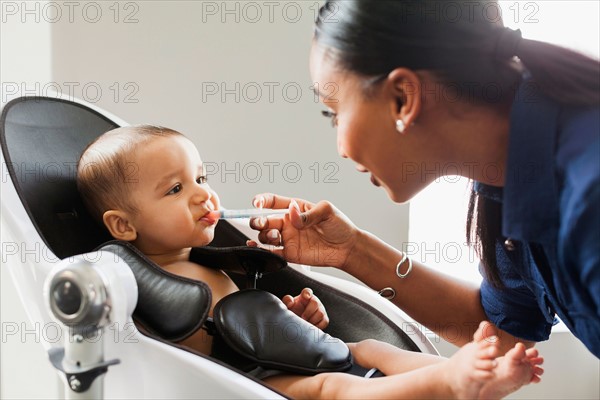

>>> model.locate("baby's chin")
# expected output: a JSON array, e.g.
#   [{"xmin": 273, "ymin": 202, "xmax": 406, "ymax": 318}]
[{"xmin": 192, "ymin": 229, "xmax": 215, "ymax": 247}]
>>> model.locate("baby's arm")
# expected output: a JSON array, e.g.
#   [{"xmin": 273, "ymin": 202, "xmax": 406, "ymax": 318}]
[{"xmin": 282, "ymin": 288, "xmax": 329, "ymax": 330}]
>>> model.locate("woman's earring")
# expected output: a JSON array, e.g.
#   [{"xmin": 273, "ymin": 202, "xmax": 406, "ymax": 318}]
[{"xmin": 396, "ymin": 119, "xmax": 406, "ymax": 134}]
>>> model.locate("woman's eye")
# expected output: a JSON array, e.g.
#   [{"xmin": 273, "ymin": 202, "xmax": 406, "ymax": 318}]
[
  {"xmin": 196, "ymin": 175, "xmax": 208, "ymax": 184},
  {"xmin": 167, "ymin": 184, "xmax": 182, "ymax": 195},
  {"xmin": 321, "ymin": 109, "xmax": 338, "ymax": 127}
]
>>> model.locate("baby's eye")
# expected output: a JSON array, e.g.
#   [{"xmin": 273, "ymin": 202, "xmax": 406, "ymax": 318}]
[
  {"xmin": 196, "ymin": 175, "xmax": 208, "ymax": 184},
  {"xmin": 321, "ymin": 109, "xmax": 338, "ymax": 127},
  {"xmin": 167, "ymin": 184, "xmax": 182, "ymax": 195}
]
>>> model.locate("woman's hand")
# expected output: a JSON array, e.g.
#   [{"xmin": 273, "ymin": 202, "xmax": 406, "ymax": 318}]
[
  {"xmin": 247, "ymin": 193, "xmax": 359, "ymax": 269},
  {"xmin": 282, "ymin": 288, "xmax": 329, "ymax": 330}
]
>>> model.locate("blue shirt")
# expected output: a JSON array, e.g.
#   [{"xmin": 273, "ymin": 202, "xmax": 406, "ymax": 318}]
[{"xmin": 477, "ymin": 78, "xmax": 600, "ymax": 358}]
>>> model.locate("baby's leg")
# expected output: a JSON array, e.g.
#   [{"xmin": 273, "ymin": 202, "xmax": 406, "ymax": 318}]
[
  {"xmin": 348, "ymin": 339, "xmax": 443, "ymax": 375},
  {"xmin": 265, "ymin": 343, "xmax": 496, "ymax": 400},
  {"xmin": 479, "ymin": 343, "xmax": 544, "ymax": 399},
  {"xmin": 264, "ymin": 322, "xmax": 501, "ymax": 399},
  {"xmin": 350, "ymin": 321, "xmax": 500, "ymax": 376}
]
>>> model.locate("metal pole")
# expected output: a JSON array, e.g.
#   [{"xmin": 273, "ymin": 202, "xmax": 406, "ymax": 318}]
[{"xmin": 63, "ymin": 329, "xmax": 104, "ymax": 399}]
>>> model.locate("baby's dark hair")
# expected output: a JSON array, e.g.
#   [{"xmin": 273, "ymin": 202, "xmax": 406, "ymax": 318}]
[{"xmin": 77, "ymin": 125, "xmax": 183, "ymax": 223}]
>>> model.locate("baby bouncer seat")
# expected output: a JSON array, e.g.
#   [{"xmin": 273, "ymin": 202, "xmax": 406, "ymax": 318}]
[{"xmin": 0, "ymin": 95, "xmax": 437, "ymax": 399}]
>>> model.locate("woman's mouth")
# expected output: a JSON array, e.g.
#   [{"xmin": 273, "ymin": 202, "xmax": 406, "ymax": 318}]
[
  {"xmin": 356, "ymin": 165, "xmax": 380, "ymax": 187},
  {"xmin": 370, "ymin": 174, "xmax": 381, "ymax": 187}
]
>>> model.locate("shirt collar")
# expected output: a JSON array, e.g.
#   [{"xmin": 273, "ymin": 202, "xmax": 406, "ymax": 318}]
[{"xmin": 501, "ymin": 78, "xmax": 561, "ymax": 243}]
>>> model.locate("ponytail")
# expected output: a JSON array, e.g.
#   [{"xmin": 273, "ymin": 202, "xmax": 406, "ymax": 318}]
[
  {"xmin": 315, "ymin": 1, "xmax": 599, "ymax": 107},
  {"xmin": 516, "ymin": 38, "xmax": 600, "ymax": 106}
]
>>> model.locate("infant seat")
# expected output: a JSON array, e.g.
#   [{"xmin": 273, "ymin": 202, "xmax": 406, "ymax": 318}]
[{"xmin": 0, "ymin": 95, "xmax": 437, "ymax": 399}]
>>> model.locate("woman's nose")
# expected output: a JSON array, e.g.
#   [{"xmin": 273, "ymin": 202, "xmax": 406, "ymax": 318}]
[{"xmin": 337, "ymin": 141, "xmax": 348, "ymax": 159}]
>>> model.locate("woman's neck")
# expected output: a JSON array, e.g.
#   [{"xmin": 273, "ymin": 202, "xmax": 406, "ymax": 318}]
[{"xmin": 434, "ymin": 100, "xmax": 512, "ymax": 187}]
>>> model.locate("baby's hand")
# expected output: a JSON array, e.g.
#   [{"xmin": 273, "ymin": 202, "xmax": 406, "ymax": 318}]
[{"xmin": 282, "ymin": 288, "xmax": 329, "ymax": 330}]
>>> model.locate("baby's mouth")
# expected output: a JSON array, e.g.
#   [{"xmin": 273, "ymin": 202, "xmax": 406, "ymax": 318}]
[{"xmin": 199, "ymin": 210, "xmax": 219, "ymax": 225}]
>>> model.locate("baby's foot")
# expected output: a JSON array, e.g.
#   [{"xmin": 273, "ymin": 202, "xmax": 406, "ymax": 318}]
[
  {"xmin": 479, "ymin": 343, "xmax": 544, "ymax": 399},
  {"xmin": 441, "ymin": 322, "xmax": 501, "ymax": 399},
  {"xmin": 473, "ymin": 320, "xmax": 500, "ymax": 344}
]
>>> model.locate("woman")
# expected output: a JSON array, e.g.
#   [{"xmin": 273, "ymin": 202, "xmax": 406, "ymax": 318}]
[{"xmin": 249, "ymin": 0, "xmax": 600, "ymax": 358}]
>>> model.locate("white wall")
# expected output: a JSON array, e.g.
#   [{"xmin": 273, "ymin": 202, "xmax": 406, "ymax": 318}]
[
  {"xmin": 47, "ymin": 1, "xmax": 409, "ymax": 243},
  {"xmin": 46, "ymin": 0, "xmax": 408, "ymax": 283},
  {"xmin": 0, "ymin": 0, "xmax": 52, "ymax": 104},
  {"xmin": 1, "ymin": 1, "xmax": 60, "ymax": 397}
]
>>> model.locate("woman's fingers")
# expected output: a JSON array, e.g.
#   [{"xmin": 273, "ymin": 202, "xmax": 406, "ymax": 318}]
[
  {"xmin": 248, "ymin": 194, "xmax": 357, "ymax": 269},
  {"xmin": 249, "ymin": 215, "xmax": 285, "ymax": 232},
  {"xmin": 290, "ymin": 200, "xmax": 335, "ymax": 229},
  {"xmin": 250, "ymin": 194, "xmax": 339, "ymax": 232},
  {"xmin": 253, "ymin": 193, "xmax": 291, "ymax": 209},
  {"xmin": 249, "ymin": 213, "xmax": 287, "ymax": 245},
  {"xmin": 253, "ymin": 193, "xmax": 314, "ymax": 211},
  {"xmin": 257, "ymin": 229, "xmax": 283, "ymax": 246},
  {"xmin": 251, "ymin": 193, "xmax": 308, "ymax": 231}
]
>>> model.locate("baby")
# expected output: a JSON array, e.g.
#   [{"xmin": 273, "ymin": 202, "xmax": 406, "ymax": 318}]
[{"xmin": 77, "ymin": 125, "xmax": 543, "ymax": 399}]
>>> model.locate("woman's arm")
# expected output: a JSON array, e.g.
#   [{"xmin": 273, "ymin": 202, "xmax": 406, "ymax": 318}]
[
  {"xmin": 347, "ymin": 229, "xmax": 485, "ymax": 346},
  {"xmin": 347, "ymin": 230, "xmax": 534, "ymax": 351},
  {"xmin": 250, "ymin": 193, "xmax": 533, "ymax": 351}
]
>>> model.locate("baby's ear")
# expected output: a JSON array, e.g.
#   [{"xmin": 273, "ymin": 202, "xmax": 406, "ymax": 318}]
[{"xmin": 103, "ymin": 210, "xmax": 137, "ymax": 241}]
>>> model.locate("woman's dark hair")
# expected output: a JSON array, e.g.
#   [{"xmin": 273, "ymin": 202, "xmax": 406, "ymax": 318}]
[{"xmin": 315, "ymin": 0, "xmax": 600, "ymax": 286}]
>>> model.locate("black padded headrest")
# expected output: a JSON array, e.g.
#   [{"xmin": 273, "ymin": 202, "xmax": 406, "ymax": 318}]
[
  {"xmin": 100, "ymin": 241, "xmax": 211, "ymax": 342},
  {"xmin": 0, "ymin": 97, "xmax": 116, "ymax": 259}
]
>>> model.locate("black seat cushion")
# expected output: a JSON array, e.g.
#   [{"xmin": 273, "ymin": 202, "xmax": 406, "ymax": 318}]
[{"xmin": 214, "ymin": 289, "xmax": 352, "ymax": 375}]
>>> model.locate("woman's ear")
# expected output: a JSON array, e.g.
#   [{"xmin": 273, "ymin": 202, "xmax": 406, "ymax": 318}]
[
  {"xmin": 103, "ymin": 210, "xmax": 137, "ymax": 241},
  {"xmin": 387, "ymin": 68, "xmax": 422, "ymax": 131}
]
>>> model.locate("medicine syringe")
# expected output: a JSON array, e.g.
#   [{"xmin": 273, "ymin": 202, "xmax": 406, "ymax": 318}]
[{"xmin": 212, "ymin": 208, "xmax": 290, "ymax": 219}]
